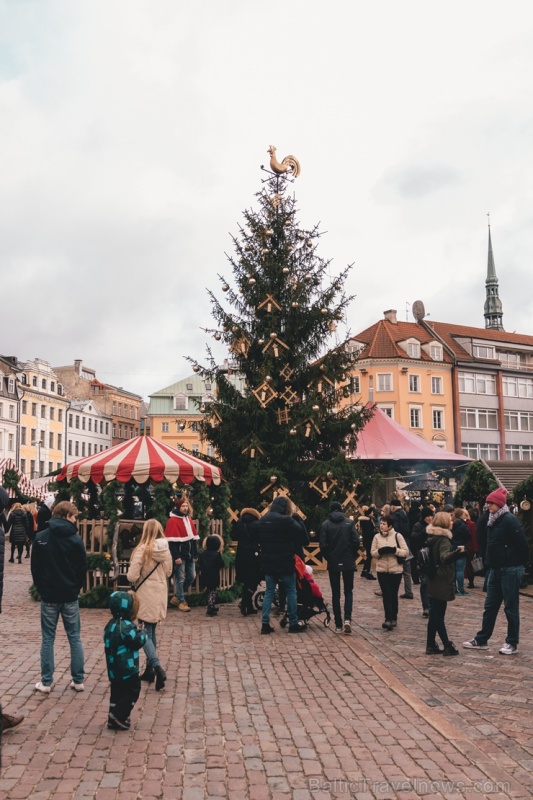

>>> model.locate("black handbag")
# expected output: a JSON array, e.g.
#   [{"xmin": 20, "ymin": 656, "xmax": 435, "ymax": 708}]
[{"xmin": 395, "ymin": 533, "xmax": 406, "ymax": 565}]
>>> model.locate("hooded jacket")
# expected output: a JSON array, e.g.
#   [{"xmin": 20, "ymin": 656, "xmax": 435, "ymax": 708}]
[
  {"xmin": 164, "ymin": 510, "xmax": 199, "ymax": 562},
  {"xmin": 103, "ymin": 591, "xmax": 147, "ymax": 681},
  {"xmin": 199, "ymin": 536, "xmax": 224, "ymax": 591},
  {"xmin": 256, "ymin": 497, "xmax": 309, "ymax": 577},
  {"xmin": 485, "ymin": 511, "xmax": 528, "ymax": 568},
  {"xmin": 126, "ymin": 537, "xmax": 173, "ymax": 624},
  {"xmin": 319, "ymin": 510, "xmax": 360, "ymax": 572},
  {"xmin": 31, "ymin": 517, "xmax": 88, "ymax": 603},
  {"xmin": 6, "ymin": 508, "xmax": 29, "ymax": 544},
  {"xmin": 426, "ymin": 524, "xmax": 463, "ymax": 601}
]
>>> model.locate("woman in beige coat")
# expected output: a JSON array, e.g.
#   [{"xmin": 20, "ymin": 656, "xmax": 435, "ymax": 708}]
[
  {"xmin": 127, "ymin": 520, "xmax": 173, "ymax": 690},
  {"xmin": 371, "ymin": 514, "xmax": 409, "ymax": 630}
]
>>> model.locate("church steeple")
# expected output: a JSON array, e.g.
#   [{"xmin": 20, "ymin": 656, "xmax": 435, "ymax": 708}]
[{"xmin": 484, "ymin": 220, "xmax": 504, "ymax": 330}]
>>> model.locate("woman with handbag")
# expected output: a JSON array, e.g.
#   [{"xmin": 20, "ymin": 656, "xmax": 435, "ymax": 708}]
[
  {"xmin": 371, "ymin": 514, "xmax": 409, "ymax": 630},
  {"xmin": 127, "ymin": 520, "xmax": 173, "ymax": 691},
  {"xmin": 425, "ymin": 512, "xmax": 465, "ymax": 655}
]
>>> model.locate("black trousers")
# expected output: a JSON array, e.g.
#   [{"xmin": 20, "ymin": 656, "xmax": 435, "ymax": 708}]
[
  {"xmin": 377, "ymin": 572, "xmax": 402, "ymax": 622},
  {"xmin": 328, "ymin": 570, "xmax": 354, "ymax": 628},
  {"xmin": 427, "ymin": 597, "xmax": 450, "ymax": 648},
  {"xmin": 109, "ymin": 675, "xmax": 141, "ymax": 724}
]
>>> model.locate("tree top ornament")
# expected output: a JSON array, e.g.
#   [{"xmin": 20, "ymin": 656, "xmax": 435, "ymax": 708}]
[{"xmin": 267, "ymin": 145, "xmax": 301, "ymax": 178}]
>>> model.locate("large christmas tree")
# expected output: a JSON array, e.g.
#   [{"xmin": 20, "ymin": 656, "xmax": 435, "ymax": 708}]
[{"xmin": 191, "ymin": 151, "xmax": 369, "ymax": 529}]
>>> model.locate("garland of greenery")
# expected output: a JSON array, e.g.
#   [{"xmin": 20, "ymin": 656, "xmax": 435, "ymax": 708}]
[
  {"xmin": 454, "ymin": 461, "xmax": 498, "ymax": 509},
  {"xmin": 150, "ymin": 479, "xmax": 173, "ymax": 526}
]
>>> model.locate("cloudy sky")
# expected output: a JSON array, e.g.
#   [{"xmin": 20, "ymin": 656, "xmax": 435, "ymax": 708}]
[{"xmin": 1, "ymin": 1, "xmax": 533, "ymax": 400}]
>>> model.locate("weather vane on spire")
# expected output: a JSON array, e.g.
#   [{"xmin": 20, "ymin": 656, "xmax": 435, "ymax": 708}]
[{"xmin": 267, "ymin": 146, "xmax": 301, "ymax": 178}]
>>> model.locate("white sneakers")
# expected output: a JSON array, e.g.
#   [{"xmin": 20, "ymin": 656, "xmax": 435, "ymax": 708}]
[
  {"xmin": 343, "ymin": 620, "xmax": 352, "ymax": 635},
  {"xmin": 499, "ymin": 643, "xmax": 517, "ymax": 655},
  {"xmin": 70, "ymin": 681, "xmax": 85, "ymax": 692},
  {"xmin": 463, "ymin": 639, "xmax": 518, "ymax": 655},
  {"xmin": 35, "ymin": 682, "xmax": 53, "ymax": 694}
]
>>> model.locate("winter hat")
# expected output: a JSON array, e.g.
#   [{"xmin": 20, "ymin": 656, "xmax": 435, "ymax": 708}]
[
  {"xmin": 420, "ymin": 507, "xmax": 435, "ymax": 520},
  {"xmin": 270, "ymin": 496, "xmax": 289, "ymax": 515},
  {"xmin": 486, "ymin": 487, "xmax": 508, "ymax": 508},
  {"xmin": 330, "ymin": 501, "xmax": 343, "ymax": 513},
  {"xmin": 390, "ymin": 498, "xmax": 402, "ymax": 508},
  {"xmin": 174, "ymin": 496, "xmax": 188, "ymax": 512}
]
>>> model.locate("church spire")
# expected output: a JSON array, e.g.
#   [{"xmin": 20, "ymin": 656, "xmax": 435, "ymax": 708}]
[{"xmin": 484, "ymin": 218, "xmax": 504, "ymax": 330}]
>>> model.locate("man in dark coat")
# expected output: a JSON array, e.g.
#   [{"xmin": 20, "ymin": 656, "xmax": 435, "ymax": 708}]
[
  {"xmin": 463, "ymin": 487, "xmax": 529, "ymax": 655},
  {"xmin": 234, "ymin": 507, "xmax": 262, "ymax": 616},
  {"xmin": 31, "ymin": 501, "xmax": 88, "ymax": 692},
  {"xmin": 411, "ymin": 506, "xmax": 435, "ymax": 617},
  {"xmin": 256, "ymin": 496, "xmax": 309, "ymax": 634},
  {"xmin": 320, "ymin": 501, "xmax": 360, "ymax": 634},
  {"xmin": 390, "ymin": 498, "xmax": 414, "ymax": 600}
]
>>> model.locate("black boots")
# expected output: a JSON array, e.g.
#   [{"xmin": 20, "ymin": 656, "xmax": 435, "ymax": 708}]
[
  {"xmin": 154, "ymin": 666, "xmax": 166, "ymax": 691},
  {"xmin": 261, "ymin": 623, "xmax": 274, "ymax": 634},
  {"xmin": 140, "ymin": 667, "xmax": 155, "ymax": 683}
]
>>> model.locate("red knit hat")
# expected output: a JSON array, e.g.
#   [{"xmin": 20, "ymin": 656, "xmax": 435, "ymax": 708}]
[{"xmin": 486, "ymin": 487, "xmax": 508, "ymax": 508}]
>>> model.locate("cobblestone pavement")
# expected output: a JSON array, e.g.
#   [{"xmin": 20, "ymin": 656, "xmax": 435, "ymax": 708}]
[{"xmin": 1, "ymin": 559, "xmax": 532, "ymax": 799}]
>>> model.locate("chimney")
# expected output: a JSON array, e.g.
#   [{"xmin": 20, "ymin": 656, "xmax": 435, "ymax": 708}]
[
  {"xmin": 74, "ymin": 359, "xmax": 82, "ymax": 375},
  {"xmin": 383, "ymin": 309, "xmax": 397, "ymax": 324}
]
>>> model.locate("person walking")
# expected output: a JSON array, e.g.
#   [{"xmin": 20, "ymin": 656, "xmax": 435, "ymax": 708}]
[
  {"xmin": 411, "ymin": 506, "xmax": 435, "ymax": 618},
  {"xmin": 463, "ymin": 488, "xmax": 528, "ymax": 655},
  {"xmin": 6, "ymin": 503, "xmax": 29, "ymax": 564},
  {"xmin": 234, "ymin": 507, "xmax": 262, "ymax": 616},
  {"xmin": 256, "ymin": 496, "xmax": 309, "ymax": 634},
  {"xmin": 319, "ymin": 501, "xmax": 360, "ymax": 634},
  {"xmin": 127, "ymin": 519, "xmax": 173, "ymax": 691},
  {"xmin": 464, "ymin": 509, "xmax": 480, "ymax": 589},
  {"xmin": 164, "ymin": 496, "xmax": 199, "ymax": 612},
  {"xmin": 425, "ymin": 512, "xmax": 465, "ymax": 656},
  {"xmin": 390, "ymin": 498, "xmax": 414, "ymax": 599},
  {"xmin": 30, "ymin": 501, "xmax": 88, "ymax": 693},
  {"xmin": 358, "ymin": 505, "xmax": 377, "ymax": 580},
  {"xmin": 371, "ymin": 514, "xmax": 409, "ymax": 630},
  {"xmin": 451, "ymin": 508, "xmax": 471, "ymax": 596},
  {"xmin": 199, "ymin": 535, "xmax": 224, "ymax": 617}
]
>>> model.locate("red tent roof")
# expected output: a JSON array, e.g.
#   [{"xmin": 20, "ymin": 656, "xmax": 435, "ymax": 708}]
[{"xmin": 349, "ymin": 404, "xmax": 472, "ymax": 464}]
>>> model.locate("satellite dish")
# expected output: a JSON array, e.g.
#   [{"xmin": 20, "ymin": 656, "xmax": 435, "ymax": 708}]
[{"xmin": 412, "ymin": 300, "xmax": 425, "ymax": 322}]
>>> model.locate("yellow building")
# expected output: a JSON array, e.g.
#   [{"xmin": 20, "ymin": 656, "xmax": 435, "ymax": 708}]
[
  {"xmin": 19, "ymin": 359, "xmax": 70, "ymax": 479},
  {"xmin": 343, "ymin": 310, "xmax": 456, "ymax": 451}
]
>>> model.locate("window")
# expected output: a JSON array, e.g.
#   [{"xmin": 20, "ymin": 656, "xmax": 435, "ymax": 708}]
[
  {"xmin": 407, "ymin": 341, "xmax": 420, "ymax": 358},
  {"xmin": 20, "ymin": 374, "xmax": 27, "ymax": 385},
  {"xmin": 409, "ymin": 375, "xmax": 420, "ymax": 393},
  {"xmin": 9, "ymin": 405, "xmax": 14, "ymax": 420},
  {"xmin": 191, "ymin": 422, "xmax": 199, "ymax": 432},
  {"xmin": 207, "ymin": 445, "xmax": 214, "ymax": 457},
  {"xmin": 192, "ymin": 445, "xmax": 199, "ymax": 454},
  {"xmin": 58, "ymin": 409, "xmax": 63, "ymax": 423},
  {"xmin": 31, "ymin": 428, "xmax": 37, "ymax": 445},
  {"xmin": 105, "ymin": 423, "xmax": 109, "ymax": 435},
  {"xmin": 32, "ymin": 376, "xmax": 37, "ymax": 387},
  {"xmin": 506, "ymin": 445, "xmax": 533, "ymax": 461},
  {"xmin": 8, "ymin": 434, "xmax": 14, "ymax": 451},
  {"xmin": 112, "ymin": 402, "xmax": 116, "ymax": 415},
  {"xmin": 22, "ymin": 400, "xmax": 27, "ymax": 415},
  {"xmin": 118, "ymin": 424, "xmax": 123, "ymax": 438},
  {"xmin": 205, "ymin": 383, "xmax": 212, "ymax": 392},
  {"xmin": 499, "ymin": 351, "xmax": 527, "ymax": 370},
  {"xmin": 460, "ymin": 408, "xmax": 498, "ymax": 430},
  {"xmin": 57, "ymin": 384, "xmax": 63, "ymax": 396},
  {"xmin": 462, "ymin": 443, "xmax": 500, "ymax": 459},
  {"xmin": 458, "ymin": 372, "xmax": 496, "ymax": 395},
  {"xmin": 100, "ymin": 421, "xmax": 104, "ymax": 434},
  {"xmin": 348, "ymin": 376, "xmax": 360, "ymax": 394},
  {"xmin": 68, "ymin": 440, "xmax": 72, "ymax": 456},
  {"xmin": 48, "ymin": 462, "xmax": 53, "ymax": 474},
  {"xmin": 174, "ymin": 394, "xmax": 188, "ymax": 410},
  {"xmin": 82, "ymin": 417, "xmax": 86, "ymax": 430},
  {"xmin": 502, "ymin": 375, "xmax": 533, "ymax": 398},
  {"xmin": 49, "ymin": 407, "xmax": 55, "ymax": 421},
  {"xmin": 21, "ymin": 427, "xmax": 27, "ymax": 445},
  {"xmin": 504, "ymin": 411, "xmax": 533, "ymax": 431},
  {"xmin": 186, "ymin": 383, "xmax": 193, "ymax": 391},
  {"xmin": 50, "ymin": 381, "xmax": 55, "ymax": 392},
  {"xmin": 472, "ymin": 345, "xmax": 495, "ymax": 359},
  {"xmin": 88, "ymin": 418, "xmax": 92, "ymax": 431},
  {"xmin": 134, "ymin": 408, "xmax": 138, "ymax": 420},
  {"xmin": 8, "ymin": 378, "xmax": 14, "ymax": 393},
  {"xmin": 41, "ymin": 405, "xmax": 46, "ymax": 418},
  {"xmin": 118, "ymin": 403, "xmax": 123, "ymax": 416},
  {"xmin": 0, "ymin": 403, "xmax": 3, "ymax": 418},
  {"xmin": 88, "ymin": 443, "xmax": 92, "ymax": 456},
  {"xmin": 112, "ymin": 424, "xmax": 116, "ymax": 438},
  {"xmin": 58, "ymin": 434, "xmax": 62, "ymax": 450},
  {"xmin": 69, "ymin": 414, "xmax": 73, "ymax": 427},
  {"xmin": 377, "ymin": 374, "xmax": 392, "ymax": 392},
  {"xmin": 21, "ymin": 458, "xmax": 26, "ymax": 475},
  {"xmin": 431, "ymin": 377, "xmax": 443, "ymax": 395},
  {"xmin": 75, "ymin": 416, "xmax": 80, "ymax": 429},
  {"xmin": 49, "ymin": 432, "xmax": 54, "ymax": 449},
  {"xmin": 75, "ymin": 441, "xmax": 79, "ymax": 456},
  {"xmin": 32, "ymin": 403, "xmax": 37, "ymax": 416},
  {"xmin": 377, "ymin": 405, "xmax": 394, "ymax": 419},
  {"xmin": 409, "ymin": 407, "xmax": 422, "ymax": 428},
  {"xmin": 432, "ymin": 409, "xmax": 444, "ymax": 430},
  {"xmin": 40, "ymin": 430, "xmax": 45, "ymax": 446},
  {"xmin": 82, "ymin": 442, "xmax": 86, "ymax": 457},
  {"xmin": 30, "ymin": 459, "xmax": 35, "ymax": 477}
]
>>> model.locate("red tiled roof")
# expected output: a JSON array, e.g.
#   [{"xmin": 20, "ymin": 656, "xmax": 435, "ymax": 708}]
[
  {"xmin": 428, "ymin": 321, "xmax": 533, "ymax": 361},
  {"xmin": 352, "ymin": 319, "xmax": 453, "ymax": 362}
]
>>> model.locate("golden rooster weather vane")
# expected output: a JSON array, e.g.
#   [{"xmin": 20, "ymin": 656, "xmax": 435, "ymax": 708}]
[{"xmin": 267, "ymin": 146, "xmax": 301, "ymax": 178}]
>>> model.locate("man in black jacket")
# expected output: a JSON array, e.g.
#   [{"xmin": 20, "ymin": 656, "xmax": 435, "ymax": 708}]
[
  {"xmin": 463, "ymin": 487, "xmax": 528, "ymax": 655},
  {"xmin": 390, "ymin": 498, "xmax": 414, "ymax": 599},
  {"xmin": 320, "ymin": 502, "xmax": 360, "ymax": 634},
  {"xmin": 410, "ymin": 507, "xmax": 434, "ymax": 617},
  {"xmin": 256, "ymin": 496, "xmax": 308, "ymax": 634},
  {"xmin": 31, "ymin": 501, "xmax": 88, "ymax": 693}
]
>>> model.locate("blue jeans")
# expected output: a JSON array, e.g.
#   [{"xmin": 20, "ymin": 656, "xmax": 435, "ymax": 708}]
[
  {"xmin": 475, "ymin": 566, "xmax": 525, "ymax": 646},
  {"xmin": 262, "ymin": 574, "xmax": 298, "ymax": 628},
  {"xmin": 174, "ymin": 559, "xmax": 196, "ymax": 602},
  {"xmin": 455, "ymin": 555, "xmax": 467, "ymax": 594},
  {"xmin": 140, "ymin": 620, "xmax": 160, "ymax": 669},
  {"xmin": 40, "ymin": 601, "xmax": 84, "ymax": 686}
]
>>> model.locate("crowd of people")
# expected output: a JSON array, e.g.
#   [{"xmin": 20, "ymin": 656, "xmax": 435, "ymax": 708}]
[{"xmin": 0, "ymin": 485, "xmax": 529, "ymax": 735}]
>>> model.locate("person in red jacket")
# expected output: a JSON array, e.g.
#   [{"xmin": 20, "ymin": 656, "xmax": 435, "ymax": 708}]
[{"xmin": 164, "ymin": 497, "xmax": 199, "ymax": 612}]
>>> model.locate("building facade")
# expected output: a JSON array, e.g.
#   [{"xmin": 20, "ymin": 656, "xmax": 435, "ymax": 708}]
[
  {"xmin": 0, "ymin": 356, "xmax": 22, "ymax": 464},
  {"xmin": 65, "ymin": 399, "xmax": 113, "ymax": 463},
  {"xmin": 18, "ymin": 359, "xmax": 70, "ymax": 479}
]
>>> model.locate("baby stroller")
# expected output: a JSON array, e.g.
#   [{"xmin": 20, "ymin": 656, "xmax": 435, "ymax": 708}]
[{"xmin": 278, "ymin": 556, "xmax": 331, "ymax": 629}]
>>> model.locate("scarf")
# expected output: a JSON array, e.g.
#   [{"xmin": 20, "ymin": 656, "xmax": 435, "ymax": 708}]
[{"xmin": 487, "ymin": 504, "xmax": 509, "ymax": 527}]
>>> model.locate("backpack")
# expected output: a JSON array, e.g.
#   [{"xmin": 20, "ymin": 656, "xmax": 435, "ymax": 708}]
[{"xmin": 417, "ymin": 540, "xmax": 438, "ymax": 578}]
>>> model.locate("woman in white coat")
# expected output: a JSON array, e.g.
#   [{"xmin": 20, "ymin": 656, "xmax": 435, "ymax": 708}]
[
  {"xmin": 371, "ymin": 513, "xmax": 409, "ymax": 631},
  {"xmin": 127, "ymin": 519, "xmax": 173, "ymax": 691}
]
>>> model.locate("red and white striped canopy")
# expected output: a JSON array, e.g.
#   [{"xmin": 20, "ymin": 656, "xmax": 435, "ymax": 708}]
[
  {"xmin": 0, "ymin": 458, "xmax": 48, "ymax": 501},
  {"xmin": 56, "ymin": 436, "xmax": 224, "ymax": 486}
]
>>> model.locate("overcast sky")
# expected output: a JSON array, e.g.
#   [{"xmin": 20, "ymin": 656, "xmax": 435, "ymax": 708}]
[{"xmin": 1, "ymin": 1, "xmax": 533, "ymax": 400}]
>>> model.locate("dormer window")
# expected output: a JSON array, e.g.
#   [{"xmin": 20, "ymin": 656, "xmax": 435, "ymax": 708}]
[
  {"xmin": 174, "ymin": 393, "xmax": 188, "ymax": 411},
  {"xmin": 186, "ymin": 383, "xmax": 193, "ymax": 391},
  {"xmin": 430, "ymin": 344, "xmax": 443, "ymax": 361},
  {"xmin": 473, "ymin": 344, "xmax": 495, "ymax": 359},
  {"xmin": 407, "ymin": 341, "xmax": 420, "ymax": 358}
]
